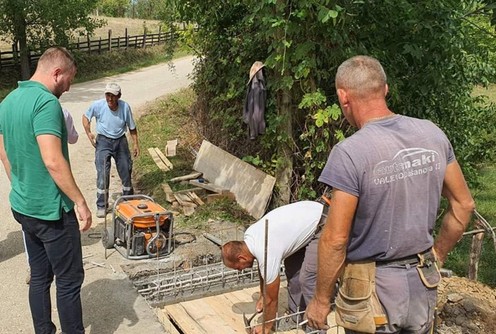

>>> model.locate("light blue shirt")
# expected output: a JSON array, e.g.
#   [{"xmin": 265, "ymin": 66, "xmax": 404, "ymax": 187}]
[{"xmin": 84, "ymin": 99, "xmax": 136, "ymax": 139}]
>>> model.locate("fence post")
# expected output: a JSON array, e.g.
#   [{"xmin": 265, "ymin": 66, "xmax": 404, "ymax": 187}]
[
  {"xmin": 12, "ymin": 43, "xmax": 19, "ymax": 66},
  {"xmin": 87, "ymin": 34, "xmax": 91, "ymax": 54},
  {"xmin": 125, "ymin": 28, "xmax": 129, "ymax": 49},
  {"xmin": 468, "ymin": 220, "xmax": 484, "ymax": 280},
  {"xmin": 158, "ymin": 26, "xmax": 161, "ymax": 44},
  {"xmin": 108, "ymin": 29, "xmax": 112, "ymax": 52}
]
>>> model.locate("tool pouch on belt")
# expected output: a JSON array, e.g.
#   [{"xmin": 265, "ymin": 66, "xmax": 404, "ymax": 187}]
[
  {"xmin": 416, "ymin": 251, "xmax": 441, "ymax": 288},
  {"xmin": 335, "ymin": 262, "xmax": 388, "ymax": 334}
]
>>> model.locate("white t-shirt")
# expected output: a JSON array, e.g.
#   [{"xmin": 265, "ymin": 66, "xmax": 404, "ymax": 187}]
[
  {"xmin": 244, "ymin": 201, "xmax": 323, "ymax": 284},
  {"xmin": 62, "ymin": 108, "xmax": 78, "ymax": 144}
]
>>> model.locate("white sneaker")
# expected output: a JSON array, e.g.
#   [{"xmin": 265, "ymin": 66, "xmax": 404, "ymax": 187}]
[{"xmin": 96, "ymin": 207, "xmax": 106, "ymax": 218}]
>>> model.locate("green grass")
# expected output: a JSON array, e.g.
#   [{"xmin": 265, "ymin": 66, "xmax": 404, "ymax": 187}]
[
  {"xmin": 445, "ymin": 165, "xmax": 496, "ymax": 286},
  {"xmin": 133, "ymin": 88, "xmax": 252, "ymax": 229},
  {"xmin": 440, "ymin": 85, "xmax": 496, "ymax": 287}
]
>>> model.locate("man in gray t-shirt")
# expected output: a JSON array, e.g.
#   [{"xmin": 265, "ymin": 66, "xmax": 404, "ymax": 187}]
[{"xmin": 305, "ymin": 56, "xmax": 474, "ymax": 334}]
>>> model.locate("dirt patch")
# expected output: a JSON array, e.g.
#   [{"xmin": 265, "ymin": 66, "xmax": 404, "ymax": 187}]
[{"xmin": 437, "ymin": 276, "xmax": 496, "ymax": 333}]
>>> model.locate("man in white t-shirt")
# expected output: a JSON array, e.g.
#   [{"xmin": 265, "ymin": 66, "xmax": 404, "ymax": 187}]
[{"xmin": 222, "ymin": 200, "xmax": 325, "ymax": 334}]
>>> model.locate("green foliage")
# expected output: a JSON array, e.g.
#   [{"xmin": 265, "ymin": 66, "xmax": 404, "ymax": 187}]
[
  {"xmin": 178, "ymin": 198, "xmax": 253, "ymax": 230},
  {"xmin": 96, "ymin": 0, "xmax": 129, "ymax": 17},
  {"xmin": 443, "ymin": 165, "xmax": 496, "ymax": 287},
  {"xmin": 0, "ymin": 0, "xmax": 104, "ymax": 47},
  {"xmin": 164, "ymin": 0, "xmax": 496, "ymax": 200}
]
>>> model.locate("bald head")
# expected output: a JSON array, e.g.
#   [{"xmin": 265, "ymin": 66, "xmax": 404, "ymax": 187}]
[
  {"xmin": 335, "ymin": 55, "xmax": 387, "ymax": 99},
  {"xmin": 221, "ymin": 240, "xmax": 254, "ymax": 270}
]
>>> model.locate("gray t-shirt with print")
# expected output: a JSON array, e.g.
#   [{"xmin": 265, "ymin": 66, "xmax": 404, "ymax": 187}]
[{"xmin": 319, "ymin": 115, "xmax": 454, "ymax": 262}]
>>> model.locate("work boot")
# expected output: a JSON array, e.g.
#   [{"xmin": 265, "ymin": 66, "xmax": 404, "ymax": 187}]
[{"xmin": 96, "ymin": 207, "xmax": 107, "ymax": 218}]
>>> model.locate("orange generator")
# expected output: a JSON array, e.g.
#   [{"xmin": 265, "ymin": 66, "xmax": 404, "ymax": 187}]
[{"xmin": 102, "ymin": 195, "xmax": 174, "ymax": 260}]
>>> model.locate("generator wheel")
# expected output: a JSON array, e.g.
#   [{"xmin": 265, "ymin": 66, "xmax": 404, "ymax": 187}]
[{"xmin": 101, "ymin": 225, "xmax": 115, "ymax": 249}]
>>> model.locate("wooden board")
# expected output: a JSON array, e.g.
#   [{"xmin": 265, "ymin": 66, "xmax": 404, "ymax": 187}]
[
  {"xmin": 148, "ymin": 147, "xmax": 170, "ymax": 171},
  {"xmin": 159, "ymin": 284, "xmax": 339, "ymax": 334},
  {"xmin": 162, "ymin": 183, "xmax": 175, "ymax": 203},
  {"xmin": 166, "ymin": 139, "xmax": 178, "ymax": 157},
  {"xmin": 165, "ymin": 304, "xmax": 207, "ymax": 334},
  {"xmin": 187, "ymin": 192, "xmax": 205, "ymax": 206},
  {"xmin": 170, "ymin": 172, "xmax": 202, "ymax": 183},
  {"xmin": 154, "ymin": 147, "xmax": 174, "ymax": 169},
  {"xmin": 174, "ymin": 193, "xmax": 197, "ymax": 207}
]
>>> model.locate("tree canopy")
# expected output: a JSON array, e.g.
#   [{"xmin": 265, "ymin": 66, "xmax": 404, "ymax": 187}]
[
  {"xmin": 0, "ymin": 0, "xmax": 103, "ymax": 79},
  {"xmin": 165, "ymin": 0, "xmax": 496, "ymax": 204}
]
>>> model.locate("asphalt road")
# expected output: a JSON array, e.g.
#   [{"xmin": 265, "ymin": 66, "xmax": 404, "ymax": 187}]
[{"xmin": 0, "ymin": 56, "xmax": 194, "ymax": 334}]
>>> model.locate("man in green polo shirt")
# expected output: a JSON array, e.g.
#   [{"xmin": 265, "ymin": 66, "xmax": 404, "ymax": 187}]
[{"xmin": 0, "ymin": 46, "xmax": 92, "ymax": 334}]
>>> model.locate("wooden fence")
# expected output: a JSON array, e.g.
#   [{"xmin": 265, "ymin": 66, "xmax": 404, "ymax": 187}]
[{"xmin": 0, "ymin": 27, "xmax": 177, "ymax": 69}]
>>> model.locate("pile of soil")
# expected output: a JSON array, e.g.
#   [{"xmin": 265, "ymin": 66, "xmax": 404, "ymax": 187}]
[{"xmin": 436, "ymin": 276, "xmax": 496, "ymax": 333}]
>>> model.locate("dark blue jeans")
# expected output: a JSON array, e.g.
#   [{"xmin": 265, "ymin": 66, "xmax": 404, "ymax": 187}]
[
  {"xmin": 95, "ymin": 134, "xmax": 134, "ymax": 209},
  {"xmin": 13, "ymin": 209, "xmax": 85, "ymax": 334}
]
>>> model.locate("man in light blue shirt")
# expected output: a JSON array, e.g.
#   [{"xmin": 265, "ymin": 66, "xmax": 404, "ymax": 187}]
[{"xmin": 82, "ymin": 82, "xmax": 140, "ymax": 217}]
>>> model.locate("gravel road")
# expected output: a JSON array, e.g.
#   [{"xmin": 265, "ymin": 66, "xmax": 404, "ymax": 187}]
[{"xmin": 0, "ymin": 56, "xmax": 194, "ymax": 334}]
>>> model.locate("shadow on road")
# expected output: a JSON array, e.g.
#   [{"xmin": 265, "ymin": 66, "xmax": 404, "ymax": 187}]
[
  {"xmin": 82, "ymin": 277, "xmax": 140, "ymax": 334},
  {"xmin": 0, "ymin": 229, "xmax": 26, "ymax": 264}
]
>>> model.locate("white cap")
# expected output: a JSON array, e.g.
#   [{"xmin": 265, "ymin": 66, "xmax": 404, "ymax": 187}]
[{"xmin": 104, "ymin": 82, "xmax": 121, "ymax": 95}]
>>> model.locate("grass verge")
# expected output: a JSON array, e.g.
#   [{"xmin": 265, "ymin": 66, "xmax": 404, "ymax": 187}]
[
  {"xmin": 133, "ymin": 88, "xmax": 253, "ymax": 230},
  {"xmin": 446, "ymin": 164, "xmax": 496, "ymax": 286}
]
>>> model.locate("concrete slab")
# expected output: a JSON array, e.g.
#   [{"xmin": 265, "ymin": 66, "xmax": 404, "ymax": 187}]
[{"xmin": 193, "ymin": 140, "xmax": 276, "ymax": 219}]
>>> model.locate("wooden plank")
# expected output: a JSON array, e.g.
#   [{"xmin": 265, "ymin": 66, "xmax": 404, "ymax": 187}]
[
  {"xmin": 170, "ymin": 172, "xmax": 203, "ymax": 183},
  {"xmin": 174, "ymin": 193, "xmax": 197, "ymax": 207},
  {"xmin": 203, "ymin": 295, "xmax": 248, "ymax": 332},
  {"xmin": 173, "ymin": 187, "xmax": 203, "ymax": 195},
  {"xmin": 164, "ymin": 304, "xmax": 207, "ymax": 334},
  {"xmin": 166, "ymin": 139, "xmax": 178, "ymax": 157},
  {"xmin": 189, "ymin": 179, "xmax": 228, "ymax": 194},
  {"xmin": 161, "ymin": 183, "xmax": 174, "ymax": 203},
  {"xmin": 154, "ymin": 147, "xmax": 174, "ymax": 169},
  {"xmin": 155, "ymin": 308, "xmax": 182, "ymax": 334},
  {"xmin": 148, "ymin": 147, "xmax": 170, "ymax": 171},
  {"xmin": 179, "ymin": 298, "xmax": 236, "ymax": 333},
  {"xmin": 188, "ymin": 191, "xmax": 205, "ymax": 206}
]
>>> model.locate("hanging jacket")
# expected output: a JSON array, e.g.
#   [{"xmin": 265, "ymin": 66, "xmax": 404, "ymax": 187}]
[{"xmin": 243, "ymin": 70, "xmax": 266, "ymax": 140}]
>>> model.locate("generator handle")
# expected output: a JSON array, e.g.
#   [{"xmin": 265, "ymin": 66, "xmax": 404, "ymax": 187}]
[{"xmin": 112, "ymin": 194, "xmax": 155, "ymax": 212}]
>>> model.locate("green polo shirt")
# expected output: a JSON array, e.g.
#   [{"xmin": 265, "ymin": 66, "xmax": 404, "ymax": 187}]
[{"xmin": 0, "ymin": 81, "xmax": 73, "ymax": 220}]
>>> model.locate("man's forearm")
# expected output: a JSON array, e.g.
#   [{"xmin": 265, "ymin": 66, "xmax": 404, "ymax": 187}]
[
  {"xmin": 434, "ymin": 205, "xmax": 473, "ymax": 266},
  {"xmin": 130, "ymin": 129, "xmax": 139, "ymax": 148},
  {"xmin": 314, "ymin": 228, "xmax": 346, "ymax": 304}
]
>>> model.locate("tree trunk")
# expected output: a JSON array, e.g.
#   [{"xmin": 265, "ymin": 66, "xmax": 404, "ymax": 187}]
[
  {"xmin": 12, "ymin": 8, "xmax": 30, "ymax": 80},
  {"xmin": 274, "ymin": 90, "xmax": 293, "ymax": 206},
  {"xmin": 468, "ymin": 220, "xmax": 484, "ymax": 281},
  {"xmin": 272, "ymin": 0, "xmax": 293, "ymax": 206}
]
